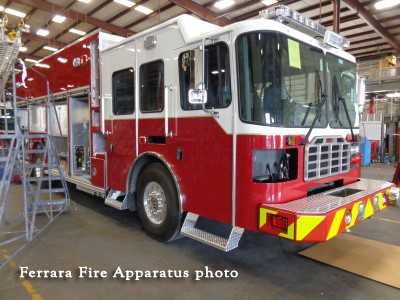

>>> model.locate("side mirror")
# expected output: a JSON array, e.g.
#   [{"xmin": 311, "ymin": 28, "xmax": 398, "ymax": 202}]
[{"xmin": 188, "ymin": 83, "xmax": 207, "ymax": 104}]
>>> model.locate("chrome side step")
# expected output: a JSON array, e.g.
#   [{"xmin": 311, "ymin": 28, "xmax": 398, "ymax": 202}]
[
  {"xmin": 181, "ymin": 213, "xmax": 244, "ymax": 252},
  {"xmin": 104, "ymin": 189, "xmax": 128, "ymax": 210}
]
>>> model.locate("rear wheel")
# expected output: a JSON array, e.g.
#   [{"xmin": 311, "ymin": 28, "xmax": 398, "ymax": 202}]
[{"xmin": 137, "ymin": 162, "xmax": 182, "ymax": 242}]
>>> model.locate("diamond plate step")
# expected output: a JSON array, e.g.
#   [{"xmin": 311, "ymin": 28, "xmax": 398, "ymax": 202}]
[
  {"xmin": 181, "ymin": 213, "xmax": 244, "ymax": 252},
  {"xmin": 104, "ymin": 190, "xmax": 128, "ymax": 210}
]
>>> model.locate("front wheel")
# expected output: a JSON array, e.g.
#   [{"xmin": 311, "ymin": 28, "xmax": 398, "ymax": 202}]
[{"xmin": 137, "ymin": 162, "xmax": 182, "ymax": 242}]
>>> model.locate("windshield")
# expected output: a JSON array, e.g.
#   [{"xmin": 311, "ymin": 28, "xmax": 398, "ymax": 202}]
[
  {"xmin": 237, "ymin": 32, "xmax": 326, "ymax": 127},
  {"xmin": 327, "ymin": 54, "xmax": 357, "ymax": 128}
]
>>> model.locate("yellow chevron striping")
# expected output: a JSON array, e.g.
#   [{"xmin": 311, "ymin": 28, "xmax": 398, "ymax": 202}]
[
  {"xmin": 326, "ymin": 208, "xmax": 346, "ymax": 240},
  {"xmin": 278, "ymin": 222, "xmax": 295, "ymax": 240},
  {"xmin": 259, "ymin": 208, "xmax": 278, "ymax": 228},
  {"xmin": 364, "ymin": 198, "xmax": 374, "ymax": 219},
  {"xmin": 296, "ymin": 215, "xmax": 326, "ymax": 241}
]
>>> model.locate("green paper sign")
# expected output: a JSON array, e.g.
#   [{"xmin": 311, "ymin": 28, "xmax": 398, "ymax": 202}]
[{"xmin": 288, "ymin": 39, "xmax": 301, "ymax": 69}]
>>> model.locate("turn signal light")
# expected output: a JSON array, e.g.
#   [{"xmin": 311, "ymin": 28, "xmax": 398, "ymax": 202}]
[
  {"xmin": 270, "ymin": 215, "xmax": 288, "ymax": 231},
  {"xmin": 286, "ymin": 136, "xmax": 297, "ymax": 146}
]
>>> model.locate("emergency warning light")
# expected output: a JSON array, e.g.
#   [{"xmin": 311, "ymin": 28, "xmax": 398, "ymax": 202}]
[{"xmin": 259, "ymin": 5, "xmax": 350, "ymax": 50}]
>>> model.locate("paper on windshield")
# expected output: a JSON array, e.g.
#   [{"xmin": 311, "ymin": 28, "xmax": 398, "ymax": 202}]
[{"xmin": 288, "ymin": 39, "xmax": 301, "ymax": 69}]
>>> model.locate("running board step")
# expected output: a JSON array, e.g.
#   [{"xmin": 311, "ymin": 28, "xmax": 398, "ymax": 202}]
[
  {"xmin": 104, "ymin": 189, "xmax": 128, "ymax": 210},
  {"xmin": 180, "ymin": 213, "xmax": 244, "ymax": 252}
]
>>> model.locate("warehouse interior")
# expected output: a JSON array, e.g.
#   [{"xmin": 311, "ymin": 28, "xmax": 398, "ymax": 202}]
[{"xmin": 0, "ymin": 0, "xmax": 400, "ymax": 299}]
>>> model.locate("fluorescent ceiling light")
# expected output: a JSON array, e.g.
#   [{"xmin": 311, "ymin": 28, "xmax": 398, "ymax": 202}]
[
  {"xmin": 114, "ymin": 0, "xmax": 135, "ymax": 8},
  {"xmin": 261, "ymin": 0, "xmax": 278, "ymax": 6},
  {"xmin": 36, "ymin": 63, "xmax": 50, "ymax": 68},
  {"xmin": 1, "ymin": 7, "xmax": 27, "ymax": 18},
  {"xmin": 58, "ymin": 57, "xmax": 68, "ymax": 63},
  {"xmin": 135, "ymin": 5, "xmax": 153, "ymax": 15},
  {"xmin": 52, "ymin": 15, "xmax": 66, "ymax": 23},
  {"xmin": 213, "ymin": 0, "xmax": 235, "ymax": 10},
  {"xmin": 69, "ymin": 28, "xmax": 86, "ymax": 36},
  {"xmin": 19, "ymin": 46, "xmax": 27, "ymax": 52},
  {"xmin": 78, "ymin": 0, "xmax": 92, "ymax": 3},
  {"xmin": 36, "ymin": 29, "xmax": 49, "ymax": 36},
  {"xmin": 43, "ymin": 46, "xmax": 58, "ymax": 52},
  {"xmin": 25, "ymin": 58, "xmax": 38, "ymax": 63},
  {"xmin": 374, "ymin": 0, "xmax": 400, "ymax": 9},
  {"xmin": 387, "ymin": 92, "xmax": 400, "ymax": 97}
]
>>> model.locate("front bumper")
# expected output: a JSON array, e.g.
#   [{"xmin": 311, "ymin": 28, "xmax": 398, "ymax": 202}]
[{"xmin": 259, "ymin": 179, "xmax": 393, "ymax": 242}]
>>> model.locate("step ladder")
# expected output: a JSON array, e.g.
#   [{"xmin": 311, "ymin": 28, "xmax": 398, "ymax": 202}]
[
  {"xmin": 104, "ymin": 189, "xmax": 129, "ymax": 210},
  {"xmin": 19, "ymin": 134, "xmax": 70, "ymax": 217},
  {"xmin": 0, "ymin": 133, "xmax": 70, "ymax": 238},
  {"xmin": 181, "ymin": 213, "xmax": 244, "ymax": 252}
]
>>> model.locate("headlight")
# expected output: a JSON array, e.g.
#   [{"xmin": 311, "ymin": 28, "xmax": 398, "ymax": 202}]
[{"xmin": 351, "ymin": 143, "xmax": 360, "ymax": 157}]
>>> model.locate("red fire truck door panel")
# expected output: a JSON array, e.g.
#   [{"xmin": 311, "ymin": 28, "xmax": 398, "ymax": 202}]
[{"xmin": 106, "ymin": 119, "xmax": 136, "ymax": 192}]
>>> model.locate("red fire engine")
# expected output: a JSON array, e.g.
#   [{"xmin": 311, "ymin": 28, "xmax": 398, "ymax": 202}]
[{"xmin": 16, "ymin": 6, "xmax": 394, "ymax": 251}]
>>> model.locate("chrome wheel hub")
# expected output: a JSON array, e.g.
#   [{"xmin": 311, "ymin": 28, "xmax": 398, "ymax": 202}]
[{"xmin": 143, "ymin": 182, "xmax": 167, "ymax": 225}]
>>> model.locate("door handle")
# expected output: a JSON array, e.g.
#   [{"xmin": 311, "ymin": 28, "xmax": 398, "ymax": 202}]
[{"xmin": 110, "ymin": 143, "xmax": 114, "ymax": 152}]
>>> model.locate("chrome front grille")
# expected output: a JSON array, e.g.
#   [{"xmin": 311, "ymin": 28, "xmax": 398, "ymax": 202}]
[{"xmin": 304, "ymin": 136, "xmax": 350, "ymax": 181}]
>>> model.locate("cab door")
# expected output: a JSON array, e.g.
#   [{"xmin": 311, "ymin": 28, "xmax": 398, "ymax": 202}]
[
  {"xmin": 136, "ymin": 38, "xmax": 174, "ymax": 154},
  {"xmin": 101, "ymin": 44, "xmax": 136, "ymax": 192}
]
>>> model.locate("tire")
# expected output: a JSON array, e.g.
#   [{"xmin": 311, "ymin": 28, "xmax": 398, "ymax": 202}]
[{"xmin": 137, "ymin": 162, "xmax": 182, "ymax": 242}]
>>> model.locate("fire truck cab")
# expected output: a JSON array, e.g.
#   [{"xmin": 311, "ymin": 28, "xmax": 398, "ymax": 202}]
[{"xmin": 17, "ymin": 6, "xmax": 393, "ymax": 251}]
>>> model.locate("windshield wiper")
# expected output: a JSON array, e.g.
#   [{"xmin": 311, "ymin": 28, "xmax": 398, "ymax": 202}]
[
  {"xmin": 302, "ymin": 70, "xmax": 323, "ymax": 126},
  {"xmin": 301, "ymin": 70, "xmax": 325, "ymax": 144},
  {"xmin": 333, "ymin": 75, "xmax": 355, "ymax": 142}
]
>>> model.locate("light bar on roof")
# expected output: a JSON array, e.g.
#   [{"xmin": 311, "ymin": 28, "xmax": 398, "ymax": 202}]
[{"xmin": 259, "ymin": 5, "xmax": 350, "ymax": 50}]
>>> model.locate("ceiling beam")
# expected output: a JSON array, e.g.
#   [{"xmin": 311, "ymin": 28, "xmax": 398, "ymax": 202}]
[
  {"xmin": 106, "ymin": 0, "xmax": 149, "ymax": 23},
  {"xmin": 355, "ymin": 48, "xmax": 393, "ymax": 58},
  {"xmin": 342, "ymin": 0, "xmax": 400, "ymax": 53},
  {"xmin": 357, "ymin": 52, "xmax": 395, "ymax": 61},
  {"xmin": 351, "ymin": 32, "xmax": 400, "ymax": 46},
  {"xmin": 168, "ymin": 0, "xmax": 231, "ymax": 26},
  {"xmin": 124, "ymin": 3, "xmax": 175, "ymax": 29},
  {"xmin": 348, "ymin": 42, "xmax": 388, "ymax": 52},
  {"xmin": 346, "ymin": 23, "xmax": 400, "ymax": 39},
  {"xmin": 12, "ymin": 0, "xmax": 134, "ymax": 37}
]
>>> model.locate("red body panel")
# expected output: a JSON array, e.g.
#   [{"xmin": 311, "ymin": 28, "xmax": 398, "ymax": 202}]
[
  {"xmin": 17, "ymin": 34, "xmax": 97, "ymax": 100},
  {"xmin": 91, "ymin": 153, "xmax": 106, "ymax": 188}
]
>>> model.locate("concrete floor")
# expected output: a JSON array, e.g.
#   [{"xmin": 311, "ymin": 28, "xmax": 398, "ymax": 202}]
[{"xmin": 0, "ymin": 164, "xmax": 399, "ymax": 299}]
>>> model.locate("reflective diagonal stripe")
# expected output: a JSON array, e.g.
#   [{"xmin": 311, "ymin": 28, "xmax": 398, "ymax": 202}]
[
  {"xmin": 346, "ymin": 201, "xmax": 361, "ymax": 229},
  {"xmin": 296, "ymin": 215, "xmax": 325, "ymax": 241},
  {"xmin": 278, "ymin": 223, "xmax": 294, "ymax": 240},
  {"xmin": 259, "ymin": 208, "xmax": 277, "ymax": 228},
  {"xmin": 327, "ymin": 208, "xmax": 346, "ymax": 240},
  {"xmin": 364, "ymin": 198, "xmax": 374, "ymax": 219}
]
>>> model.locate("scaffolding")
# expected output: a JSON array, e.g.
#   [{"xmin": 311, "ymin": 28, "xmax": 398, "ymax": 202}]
[{"xmin": 0, "ymin": 18, "xmax": 70, "ymax": 269}]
